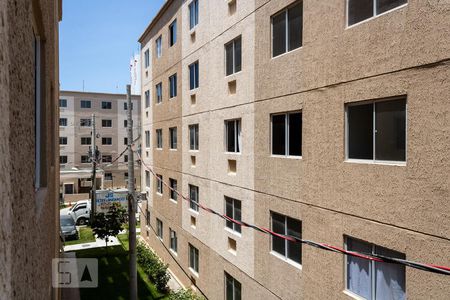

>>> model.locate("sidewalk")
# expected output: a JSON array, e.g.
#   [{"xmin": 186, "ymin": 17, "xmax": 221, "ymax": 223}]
[{"xmin": 64, "ymin": 228, "xmax": 141, "ymax": 252}]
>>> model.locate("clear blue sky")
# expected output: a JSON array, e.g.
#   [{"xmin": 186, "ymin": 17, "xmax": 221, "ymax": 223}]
[{"xmin": 60, "ymin": 0, "xmax": 164, "ymax": 94}]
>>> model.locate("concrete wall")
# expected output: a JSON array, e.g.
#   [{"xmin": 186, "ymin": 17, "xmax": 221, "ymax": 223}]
[{"xmin": 0, "ymin": 0, "xmax": 62, "ymax": 299}]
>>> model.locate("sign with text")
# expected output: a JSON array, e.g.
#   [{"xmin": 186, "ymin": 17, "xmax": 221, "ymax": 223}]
[{"xmin": 95, "ymin": 190, "xmax": 128, "ymax": 213}]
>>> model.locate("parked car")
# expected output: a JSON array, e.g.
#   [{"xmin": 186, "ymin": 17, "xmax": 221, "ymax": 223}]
[
  {"xmin": 60, "ymin": 214, "xmax": 78, "ymax": 241},
  {"xmin": 60, "ymin": 200, "xmax": 91, "ymax": 225}
]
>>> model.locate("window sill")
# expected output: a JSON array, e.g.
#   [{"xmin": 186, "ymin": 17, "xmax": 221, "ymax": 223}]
[
  {"xmin": 343, "ymin": 289, "xmax": 366, "ymax": 300},
  {"xmin": 346, "ymin": 3, "xmax": 408, "ymax": 29},
  {"xmin": 169, "ymin": 198, "xmax": 178, "ymax": 204},
  {"xmin": 225, "ymin": 71, "xmax": 241, "ymax": 81},
  {"xmin": 270, "ymin": 251, "xmax": 302, "ymax": 270},
  {"xmin": 189, "ymin": 208, "xmax": 199, "ymax": 215},
  {"xmin": 189, "ymin": 27, "xmax": 197, "ymax": 36},
  {"xmin": 344, "ymin": 159, "xmax": 406, "ymax": 167},
  {"xmin": 271, "ymin": 46, "xmax": 302, "ymax": 60},
  {"xmin": 224, "ymin": 151, "xmax": 241, "ymax": 156},
  {"xmin": 156, "ymin": 192, "xmax": 163, "ymax": 197},
  {"xmin": 270, "ymin": 154, "xmax": 302, "ymax": 160},
  {"xmin": 189, "ymin": 89, "xmax": 198, "ymax": 96},
  {"xmin": 156, "ymin": 148, "xmax": 163, "ymax": 151},
  {"xmin": 169, "ymin": 148, "xmax": 177, "ymax": 152},
  {"xmin": 169, "ymin": 249, "xmax": 178, "ymax": 256},
  {"xmin": 189, "ymin": 268, "xmax": 199, "ymax": 278},
  {"xmin": 224, "ymin": 227, "xmax": 241, "ymax": 238},
  {"xmin": 189, "ymin": 150, "xmax": 199, "ymax": 153},
  {"xmin": 169, "ymin": 96, "xmax": 177, "ymax": 100}
]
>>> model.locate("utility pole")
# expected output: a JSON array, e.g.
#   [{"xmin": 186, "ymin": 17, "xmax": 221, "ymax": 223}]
[
  {"xmin": 126, "ymin": 84, "xmax": 137, "ymax": 300},
  {"xmin": 91, "ymin": 114, "xmax": 97, "ymax": 221}
]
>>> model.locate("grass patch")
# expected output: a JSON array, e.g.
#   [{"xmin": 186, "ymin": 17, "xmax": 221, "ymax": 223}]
[
  {"xmin": 65, "ymin": 227, "xmax": 95, "ymax": 246},
  {"xmin": 75, "ymin": 245, "xmax": 167, "ymax": 300}
]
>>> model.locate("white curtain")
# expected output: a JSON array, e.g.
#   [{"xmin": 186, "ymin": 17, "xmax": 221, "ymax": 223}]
[
  {"xmin": 348, "ymin": 256, "xmax": 371, "ymax": 299},
  {"xmin": 375, "ymin": 246, "xmax": 406, "ymax": 300}
]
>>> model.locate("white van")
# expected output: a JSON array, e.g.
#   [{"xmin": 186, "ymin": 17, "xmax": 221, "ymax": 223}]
[{"xmin": 61, "ymin": 200, "xmax": 91, "ymax": 225}]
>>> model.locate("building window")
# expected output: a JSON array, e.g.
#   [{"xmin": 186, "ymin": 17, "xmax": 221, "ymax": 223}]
[
  {"xmin": 169, "ymin": 178, "xmax": 177, "ymax": 201},
  {"xmin": 102, "ymin": 155, "xmax": 112, "ymax": 163},
  {"xmin": 145, "ymin": 170, "xmax": 150, "ymax": 188},
  {"xmin": 272, "ymin": 1, "xmax": 303, "ymax": 57},
  {"xmin": 59, "ymin": 118, "xmax": 68, "ymax": 127},
  {"xmin": 189, "ymin": 124, "xmax": 199, "ymax": 150},
  {"xmin": 189, "ymin": 184, "xmax": 199, "ymax": 212},
  {"xmin": 101, "ymin": 101, "xmax": 112, "ymax": 109},
  {"xmin": 144, "ymin": 49, "xmax": 150, "ymax": 68},
  {"xmin": 271, "ymin": 111, "xmax": 302, "ymax": 157},
  {"xmin": 169, "ymin": 74, "xmax": 177, "ymax": 98},
  {"xmin": 124, "ymin": 120, "xmax": 128, "ymax": 128},
  {"xmin": 60, "ymin": 156, "xmax": 68, "ymax": 164},
  {"xmin": 124, "ymin": 137, "xmax": 128, "ymax": 145},
  {"xmin": 156, "ymin": 83, "xmax": 163, "ymax": 103},
  {"xmin": 346, "ymin": 237, "xmax": 406, "ymax": 300},
  {"xmin": 225, "ymin": 272, "xmax": 242, "ymax": 300},
  {"xmin": 346, "ymin": 97, "xmax": 406, "ymax": 162},
  {"xmin": 124, "ymin": 172, "xmax": 129, "ymax": 179},
  {"xmin": 157, "ymin": 218, "xmax": 163, "ymax": 240},
  {"xmin": 81, "ymin": 100, "xmax": 91, "ymax": 108},
  {"xmin": 156, "ymin": 129, "xmax": 163, "ymax": 149},
  {"xmin": 169, "ymin": 19, "xmax": 177, "ymax": 46},
  {"xmin": 102, "ymin": 119, "xmax": 112, "ymax": 128},
  {"xmin": 146, "ymin": 206, "xmax": 151, "ymax": 226},
  {"xmin": 169, "ymin": 127, "xmax": 177, "ymax": 149},
  {"xmin": 189, "ymin": 244, "xmax": 199, "ymax": 273},
  {"xmin": 124, "ymin": 102, "xmax": 133, "ymax": 110},
  {"xmin": 59, "ymin": 137, "xmax": 68, "ymax": 145},
  {"xmin": 102, "ymin": 137, "xmax": 112, "ymax": 145},
  {"xmin": 189, "ymin": 0, "xmax": 199, "ymax": 29},
  {"xmin": 156, "ymin": 35, "xmax": 162, "ymax": 58},
  {"xmin": 145, "ymin": 130, "xmax": 151, "ymax": 148},
  {"xmin": 81, "ymin": 155, "xmax": 90, "ymax": 163},
  {"xmin": 225, "ymin": 197, "xmax": 241, "ymax": 233},
  {"xmin": 81, "ymin": 137, "xmax": 91, "ymax": 145},
  {"xmin": 59, "ymin": 99, "xmax": 67, "ymax": 108},
  {"xmin": 170, "ymin": 229, "xmax": 177, "ymax": 253},
  {"xmin": 348, "ymin": 0, "xmax": 407, "ymax": 26},
  {"xmin": 271, "ymin": 211, "xmax": 302, "ymax": 265},
  {"xmin": 80, "ymin": 118, "xmax": 91, "ymax": 127},
  {"xmin": 225, "ymin": 36, "xmax": 242, "ymax": 76},
  {"xmin": 225, "ymin": 119, "xmax": 241, "ymax": 153},
  {"xmin": 189, "ymin": 61, "xmax": 199, "ymax": 90},
  {"xmin": 156, "ymin": 174, "xmax": 163, "ymax": 194},
  {"xmin": 124, "ymin": 155, "xmax": 128, "ymax": 163},
  {"xmin": 105, "ymin": 172, "xmax": 113, "ymax": 180},
  {"xmin": 145, "ymin": 90, "xmax": 150, "ymax": 108}
]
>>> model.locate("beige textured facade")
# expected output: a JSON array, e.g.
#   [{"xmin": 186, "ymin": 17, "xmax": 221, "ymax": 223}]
[
  {"xmin": 140, "ymin": 0, "xmax": 450, "ymax": 299},
  {"xmin": 59, "ymin": 90, "xmax": 141, "ymax": 202},
  {"xmin": 0, "ymin": 0, "xmax": 62, "ymax": 299}
]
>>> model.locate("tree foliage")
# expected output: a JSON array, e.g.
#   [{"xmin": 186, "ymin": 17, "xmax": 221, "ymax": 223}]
[{"xmin": 91, "ymin": 203, "xmax": 127, "ymax": 250}]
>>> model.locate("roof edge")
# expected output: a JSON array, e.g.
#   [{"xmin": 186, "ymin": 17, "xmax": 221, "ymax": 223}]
[
  {"xmin": 60, "ymin": 90, "xmax": 141, "ymax": 98},
  {"xmin": 138, "ymin": 0, "xmax": 174, "ymax": 43}
]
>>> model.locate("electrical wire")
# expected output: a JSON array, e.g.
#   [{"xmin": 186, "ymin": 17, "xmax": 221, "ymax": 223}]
[{"xmin": 135, "ymin": 150, "xmax": 450, "ymax": 276}]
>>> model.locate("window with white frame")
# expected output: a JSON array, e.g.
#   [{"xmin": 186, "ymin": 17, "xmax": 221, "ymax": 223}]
[
  {"xmin": 189, "ymin": 61, "xmax": 199, "ymax": 90},
  {"xmin": 189, "ymin": 184, "xmax": 199, "ymax": 212},
  {"xmin": 156, "ymin": 35, "xmax": 162, "ymax": 58},
  {"xmin": 81, "ymin": 137, "xmax": 91, "ymax": 145},
  {"xmin": 346, "ymin": 97, "xmax": 406, "ymax": 162},
  {"xmin": 271, "ymin": 111, "xmax": 302, "ymax": 157},
  {"xmin": 169, "ymin": 178, "xmax": 177, "ymax": 201},
  {"xmin": 124, "ymin": 102, "xmax": 133, "ymax": 110},
  {"xmin": 157, "ymin": 218, "xmax": 163, "ymax": 239},
  {"xmin": 272, "ymin": 1, "xmax": 303, "ymax": 58},
  {"xmin": 189, "ymin": 0, "xmax": 199, "ymax": 30},
  {"xmin": 101, "ymin": 101, "xmax": 112, "ymax": 109},
  {"xmin": 169, "ymin": 19, "xmax": 177, "ymax": 46},
  {"xmin": 156, "ymin": 129, "xmax": 163, "ymax": 149},
  {"xmin": 102, "ymin": 137, "xmax": 112, "ymax": 145},
  {"xmin": 225, "ymin": 119, "xmax": 241, "ymax": 153},
  {"xmin": 225, "ymin": 272, "xmax": 242, "ymax": 300},
  {"xmin": 225, "ymin": 36, "xmax": 242, "ymax": 76},
  {"xmin": 169, "ymin": 127, "xmax": 177, "ymax": 149},
  {"xmin": 225, "ymin": 197, "xmax": 241, "ymax": 233},
  {"xmin": 170, "ymin": 229, "xmax": 177, "ymax": 253},
  {"xmin": 59, "ymin": 118, "xmax": 68, "ymax": 127},
  {"xmin": 156, "ymin": 174, "xmax": 163, "ymax": 194},
  {"xmin": 104, "ymin": 172, "xmax": 113, "ymax": 180},
  {"xmin": 156, "ymin": 82, "xmax": 163, "ymax": 103},
  {"xmin": 145, "ymin": 90, "xmax": 150, "ymax": 108},
  {"xmin": 347, "ymin": 0, "xmax": 407, "ymax": 26},
  {"xmin": 345, "ymin": 236, "xmax": 406, "ymax": 300},
  {"xmin": 59, "ymin": 99, "xmax": 67, "ymax": 107},
  {"xmin": 59, "ymin": 137, "xmax": 68, "ymax": 145},
  {"xmin": 169, "ymin": 74, "xmax": 177, "ymax": 98},
  {"xmin": 102, "ymin": 119, "xmax": 112, "ymax": 128},
  {"xmin": 145, "ymin": 130, "xmax": 150, "ymax": 148},
  {"xmin": 144, "ymin": 49, "xmax": 150, "ymax": 68},
  {"xmin": 102, "ymin": 155, "xmax": 112, "ymax": 163},
  {"xmin": 81, "ymin": 155, "xmax": 90, "ymax": 163},
  {"xmin": 80, "ymin": 118, "xmax": 91, "ymax": 127},
  {"xmin": 189, "ymin": 124, "xmax": 199, "ymax": 150},
  {"xmin": 80, "ymin": 100, "xmax": 91, "ymax": 108},
  {"xmin": 189, "ymin": 243, "xmax": 199, "ymax": 273},
  {"xmin": 145, "ymin": 170, "xmax": 150, "ymax": 188},
  {"xmin": 271, "ymin": 211, "xmax": 302, "ymax": 265}
]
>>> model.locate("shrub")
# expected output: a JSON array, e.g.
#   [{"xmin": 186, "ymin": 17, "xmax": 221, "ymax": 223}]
[
  {"xmin": 169, "ymin": 288, "xmax": 204, "ymax": 300},
  {"xmin": 137, "ymin": 241, "xmax": 170, "ymax": 292}
]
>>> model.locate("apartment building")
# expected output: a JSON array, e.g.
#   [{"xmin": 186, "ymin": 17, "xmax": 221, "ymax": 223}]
[
  {"xmin": 0, "ymin": 0, "xmax": 62, "ymax": 299},
  {"xmin": 59, "ymin": 90, "xmax": 141, "ymax": 202},
  {"xmin": 139, "ymin": 0, "xmax": 450, "ymax": 299}
]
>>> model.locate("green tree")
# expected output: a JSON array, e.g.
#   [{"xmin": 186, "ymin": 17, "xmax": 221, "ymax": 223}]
[{"xmin": 91, "ymin": 203, "xmax": 127, "ymax": 251}]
